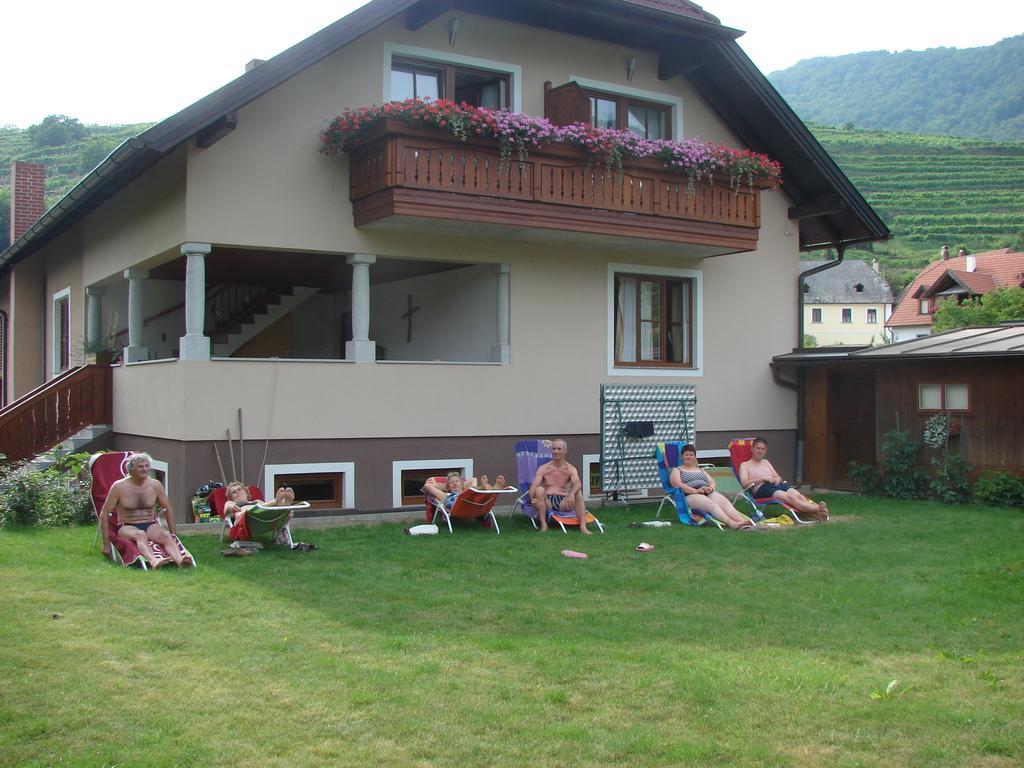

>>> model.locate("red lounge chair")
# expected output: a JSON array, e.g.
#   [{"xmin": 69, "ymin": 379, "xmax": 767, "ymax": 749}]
[
  {"xmin": 423, "ymin": 477, "xmax": 516, "ymax": 534},
  {"xmin": 89, "ymin": 451, "xmax": 196, "ymax": 569},
  {"xmin": 727, "ymin": 438, "xmax": 815, "ymax": 524}
]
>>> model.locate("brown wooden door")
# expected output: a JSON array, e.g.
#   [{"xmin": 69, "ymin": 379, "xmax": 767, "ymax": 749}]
[{"xmin": 828, "ymin": 369, "xmax": 876, "ymax": 490}]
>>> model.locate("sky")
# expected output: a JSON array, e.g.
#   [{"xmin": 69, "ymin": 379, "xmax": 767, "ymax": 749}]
[{"xmin": 3, "ymin": 0, "xmax": 1022, "ymax": 128}]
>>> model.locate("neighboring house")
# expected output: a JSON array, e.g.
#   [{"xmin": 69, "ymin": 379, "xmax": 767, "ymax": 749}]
[
  {"xmin": 0, "ymin": 0, "xmax": 887, "ymax": 513},
  {"xmin": 773, "ymin": 324, "xmax": 1024, "ymax": 489},
  {"xmin": 887, "ymin": 247, "xmax": 1024, "ymax": 342},
  {"xmin": 802, "ymin": 258, "xmax": 893, "ymax": 346}
]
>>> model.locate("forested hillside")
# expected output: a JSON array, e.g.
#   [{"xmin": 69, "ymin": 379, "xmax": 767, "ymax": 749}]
[
  {"xmin": 810, "ymin": 124, "xmax": 1024, "ymax": 291},
  {"xmin": 770, "ymin": 35, "xmax": 1024, "ymax": 141},
  {"xmin": 0, "ymin": 119, "xmax": 150, "ymax": 251}
]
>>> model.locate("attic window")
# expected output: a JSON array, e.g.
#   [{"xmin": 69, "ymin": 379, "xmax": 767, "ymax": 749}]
[
  {"xmin": 802, "ymin": 283, "xmax": 810, "ymax": 293},
  {"xmin": 855, "ymin": 283, "xmax": 864, "ymax": 293}
]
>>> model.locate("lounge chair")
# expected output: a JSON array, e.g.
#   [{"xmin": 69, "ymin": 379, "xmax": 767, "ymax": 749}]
[
  {"xmin": 209, "ymin": 485, "xmax": 309, "ymax": 546},
  {"xmin": 89, "ymin": 451, "xmax": 196, "ymax": 569},
  {"xmin": 424, "ymin": 477, "xmax": 516, "ymax": 533},
  {"xmin": 509, "ymin": 440, "xmax": 604, "ymax": 533},
  {"xmin": 727, "ymin": 438, "xmax": 815, "ymax": 524},
  {"xmin": 652, "ymin": 442, "xmax": 724, "ymax": 529}
]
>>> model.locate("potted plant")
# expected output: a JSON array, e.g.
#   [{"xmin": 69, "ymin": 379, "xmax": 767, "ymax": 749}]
[{"xmin": 83, "ymin": 315, "xmax": 122, "ymax": 366}]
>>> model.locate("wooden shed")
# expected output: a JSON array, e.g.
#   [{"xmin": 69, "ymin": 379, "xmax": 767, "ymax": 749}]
[{"xmin": 773, "ymin": 324, "xmax": 1024, "ymax": 489}]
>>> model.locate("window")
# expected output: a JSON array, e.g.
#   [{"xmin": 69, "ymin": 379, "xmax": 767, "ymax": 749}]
[
  {"xmin": 841, "ymin": 308, "xmax": 852, "ymax": 323},
  {"xmin": 918, "ymin": 383, "xmax": 970, "ymax": 411},
  {"xmin": 272, "ymin": 472, "xmax": 343, "ymax": 511},
  {"xmin": 811, "ymin": 308, "xmax": 822, "ymax": 324},
  {"xmin": 51, "ymin": 288, "xmax": 71, "ymax": 374},
  {"xmin": 614, "ymin": 273, "xmax": 693, "ymax": 367},
  {"xmin": 392, "ymin": 459, "xmax": 473, "ymax": 508},
  {"xmin": 391, "ymin": 56, "xmax": 509, "ymax": 109},
  {"xmin": 582, "ymin": 454, "xmax": 648, "ymax": 500},
  {"xmin": 866, "ymin": 308, "xmax": 878, "ymax": 324},
  {"xmin": 918, "ymin": 299, "xmax": 930, "ymax": 315},
  {"xmin": 265, "ymin": 462, "xmax": 355, "ymax": 509},
  {"xmin": 584, "ymin": 89, "xmax": 668, "ymax": 139}
]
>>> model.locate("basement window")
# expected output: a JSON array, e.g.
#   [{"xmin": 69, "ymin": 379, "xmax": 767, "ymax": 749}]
[{"xmin": 392, "ymin": 458, "xmax": 473, "ymax": 507}]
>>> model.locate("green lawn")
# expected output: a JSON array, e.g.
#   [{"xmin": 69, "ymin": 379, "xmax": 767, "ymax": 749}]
[{"xmin": 1, "ymin": 496, "xmax": 1022, "ymax": 767}]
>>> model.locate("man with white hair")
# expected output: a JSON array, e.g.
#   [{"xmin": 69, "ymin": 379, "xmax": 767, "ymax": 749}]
[
  {"xmin": 99, "ymin": 453, "xmax": 185, "ymax": 568},
  {"xmin": 529, "ymin": 438, "xmax": 591, "ymax": 534}
]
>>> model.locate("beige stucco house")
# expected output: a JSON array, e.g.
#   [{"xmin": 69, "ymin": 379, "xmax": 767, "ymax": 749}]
[
  {"xmin": 0, "ymin": 0, "xmax": 888, "ymax": 514},
  {"xmin": 801, "ymin": 258, "xmax": 893, "ymax": 346}
]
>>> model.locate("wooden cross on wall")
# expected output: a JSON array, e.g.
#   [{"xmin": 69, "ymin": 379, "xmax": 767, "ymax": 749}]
[{"xmin": 401, "ymin": 294, "xmax": 421, "ymax": 342}]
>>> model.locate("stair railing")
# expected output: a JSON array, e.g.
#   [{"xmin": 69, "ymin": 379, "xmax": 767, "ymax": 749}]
[{"xmin": 0, "ymin": 364, "xmax": 113, "ymax": 463}]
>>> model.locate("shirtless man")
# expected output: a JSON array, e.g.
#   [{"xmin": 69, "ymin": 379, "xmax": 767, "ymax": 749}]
[
  {"xmin": 99, "ymin": 453, "xmax": 185, "ymax": 568},
  {"xmin": 738, "ymin": 437, "xmax": 828, "ymax": 520},
  {"xmin": 530, "ymin": 438, "xmax": 590, "ymax": 534}
]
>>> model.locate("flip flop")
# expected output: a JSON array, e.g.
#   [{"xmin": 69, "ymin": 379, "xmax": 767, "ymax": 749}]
[{"xmin": 635, "ymin": 543, "xmax": 655, "ymax": 552}]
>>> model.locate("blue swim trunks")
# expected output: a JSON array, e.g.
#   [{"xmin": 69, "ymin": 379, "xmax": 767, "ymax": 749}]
[{"xmin": 753, "ymin": 481, "xmax": 789, "ymax": 498}]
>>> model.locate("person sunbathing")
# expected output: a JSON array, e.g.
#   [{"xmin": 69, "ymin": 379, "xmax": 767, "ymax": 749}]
[
  {"xmin": 223, "ymin": 482, "xmax": 297, "ymax": 527},
  {"xmin": 670, "ymin": 444, "xmax": 755, "ymax": 530},
  {"xmin": 99, "ymin": 452, "xmax": 185, "ymax": 568},
  {"xmin": 738, "ymin": 437, "xmax": 828, "ymax": 520},
  {"xmin": 423, "ymin": 471, "xmax": 507, "ymax": 509},
  {"xmin": 529, "ymin": 438, "xmax": 590, "ymax": 534}
]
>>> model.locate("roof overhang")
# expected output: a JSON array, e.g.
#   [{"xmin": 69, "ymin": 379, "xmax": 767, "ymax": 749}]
[{"xmin": 1, "ymin": 0, "xmax": 888, "ymax": 273}]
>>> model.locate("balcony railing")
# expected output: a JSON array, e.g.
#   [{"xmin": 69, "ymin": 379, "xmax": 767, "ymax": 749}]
[
  {"xmin": 348, "ymin": 120, "xmax": 764, "ymax": 251},
  {"xmin": 0, "ymin": 364, "xmax": 113, "ymax": 463}
]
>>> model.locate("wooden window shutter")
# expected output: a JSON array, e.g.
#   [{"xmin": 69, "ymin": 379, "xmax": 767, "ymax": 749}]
[{"xmin": 544, "ymin": 81, "xmax": 590, "ymax": 126}]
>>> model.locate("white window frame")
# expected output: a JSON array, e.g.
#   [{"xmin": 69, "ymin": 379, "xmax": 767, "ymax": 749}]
[
  {"xmin": 391, "ymin": 457, "xmax": 474, "ymax": 508},
  {"xmin": 51, "ymin": 287, "xmax": 71, "ymax": 375},
  {"xmin": 570, "ymin": 75, "xmax": 683, "ymax": 139},
  {"xmin": 264, "ymin": 462, "xmax": 355, "ymax": 510},
  {"xmin": 841, "ymin": 307, "xmax": 853, "ymax": 323},
  {"xmin": 866, "ymin": 308, "xmax": 878, "ymax": 324},
  {"xmin": 810, "ymin": 307, "xmax": 822, "ymax": 324},
  {"xmin": 607, "ymin": 263, "xmax": 703, "ymax": 377},
  {"xmin": 383, "ymin": 43, "xmax": 522, "ymax": 111}
]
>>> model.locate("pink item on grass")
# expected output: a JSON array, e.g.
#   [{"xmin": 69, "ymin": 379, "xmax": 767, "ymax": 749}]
[{"xmin": 561, "ymin": 549, "xmax": 588, "ymax": 559}]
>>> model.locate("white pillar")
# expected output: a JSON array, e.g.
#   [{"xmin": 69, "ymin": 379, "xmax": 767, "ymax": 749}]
[
  {"xmin": 493, "ymin": 263, "xmax": 510, "ymax": 364},
  {"xmin": 345, "ymin": 253, "xmax": 377, "ymax": 362},
  {"xmin": 122, "ymin": 269, "xmax": 149, "ymax": 363},
  {"xmin": 85, "ymin": 286, "xmax": 105, "ymax": 349},
  {"xmin": 178, "ymin": 242, "xmax": 212, "ymax": 360}
]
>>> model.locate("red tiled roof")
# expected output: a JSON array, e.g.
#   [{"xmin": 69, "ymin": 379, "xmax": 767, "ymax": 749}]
[
  {"xmin": 619, "ymin": 0, "xmax": 722, "ymax": 25},
  {"xmin": 887, "ymin": 248, "xmax": 1024, "ymax": 328}
]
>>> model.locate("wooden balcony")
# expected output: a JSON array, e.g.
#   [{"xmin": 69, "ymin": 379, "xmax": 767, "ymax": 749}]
[{"xmin": 348, "ymin": 120, "xmax": 764, "ymax": 253}]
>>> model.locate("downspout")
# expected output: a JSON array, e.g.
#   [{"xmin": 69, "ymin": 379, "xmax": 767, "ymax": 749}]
[{"xmin": 794, "ymin": 245, "xmax": 846, "ymax": 483}]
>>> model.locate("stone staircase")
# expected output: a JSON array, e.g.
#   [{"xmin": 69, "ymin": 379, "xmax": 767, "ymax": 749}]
[{"xmin": 31, "ymin": 423, "xmax": 112, "ymax": 470}]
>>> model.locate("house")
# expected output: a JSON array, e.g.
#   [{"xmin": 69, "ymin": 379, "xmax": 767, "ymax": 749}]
[
  {"xmin": 772, "ymin": 324, "xmax": 1024, "ymax": 489},
  {"xmin": 801, "ymin": 258, "xmax": 893, "ymax": 346},
  {"xmin": 0, "ymin": 0, "xmax": 888, "ymax": 514},
  {"xmin": 887, "ymin": 246, "xmax": 1024, "ymax": 342}
]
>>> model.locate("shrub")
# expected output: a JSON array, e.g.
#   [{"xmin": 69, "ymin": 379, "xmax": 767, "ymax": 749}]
[
  {"xmin": 0, "ymin": 463, "xmax": 93, "ymax": 528},
  {"xmin": 974, "ymin": 470, "xmax": 1024, "ymax": 507},
  {"xmin": 930, "ymin": 455, "xmax": 973, "ymax": 504},
  {"xmin": 849, "ymin": 429, "xmax": 929, "ymax": 500}
]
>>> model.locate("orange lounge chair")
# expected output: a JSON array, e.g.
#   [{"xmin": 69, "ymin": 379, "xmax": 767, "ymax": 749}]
[{"xmin": 424, "ymin": 477, "xmax": 517, "ymax": 534}]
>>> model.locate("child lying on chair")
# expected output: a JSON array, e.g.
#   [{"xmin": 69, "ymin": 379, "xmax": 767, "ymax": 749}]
[{"xmin": 224, "ymin": 482, "xmax": 297, "ymax": 527}]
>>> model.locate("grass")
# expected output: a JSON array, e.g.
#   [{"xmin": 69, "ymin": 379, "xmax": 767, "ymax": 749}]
[{"xmin": 1, "ymin": 496, "xmax": 1022, "ymax": 767}]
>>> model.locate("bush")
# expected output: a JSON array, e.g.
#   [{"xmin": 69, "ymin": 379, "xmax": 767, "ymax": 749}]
[
  {"xmin": 849, "ymin": 429, "xmax": 929, "ymax": 500},
  {"xmin": 0, "ymin": 463, "xmax": 93, "ymax": 528},
  {"xmin": 930, "ymin": 455, "xmax": 973, "ymax": 504},
  {"xmin": 974, "ymin": 470, "xmax": 1024, "ymax": 507}
]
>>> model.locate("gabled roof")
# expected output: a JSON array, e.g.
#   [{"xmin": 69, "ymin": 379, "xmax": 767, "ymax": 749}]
[
  {"xmin": 888, "ymin": 248, "xmax": 1024, "ymax": 328},
  {"xmin": 1, "ymin": 0, "xmax": 889, "ymax": 273},
  {"xmin": 801, "ymin": 259, "xmax": 893, "ymax": 304},
  {"xmin": 921, "ymin": 269, "xmax": 999, "ymax": 298},
  {"xmin": 774, "ymin": 323, "xmax": 1024, "ymax": 365}
]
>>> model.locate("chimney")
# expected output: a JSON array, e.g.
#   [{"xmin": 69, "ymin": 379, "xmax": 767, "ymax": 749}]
[
  {"xmin": 958, "ymin": 248, "xmax": 967, "ymax": 258},
  {"xmin": 244, "ymin": 58, "xmax": 265, "ymax": 73},
  {"xmin": 9, "ymin": 161, "xmax": 46, "ymax": 244},
  {"xmin": 941, "ymin": 245, "xmax": 950, "ymax": 260},
  {"xmin": 966, "ymin": 255, "xmax": 976, "ymax": 272},
  {"xmin": 871, "ymin": 258, "xmax": 880, "ymax": 273}
]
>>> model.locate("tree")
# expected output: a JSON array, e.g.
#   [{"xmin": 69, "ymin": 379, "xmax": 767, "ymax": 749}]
[
  {"xmin": 931, "ymin": 287, "xmax": 1024, "ymax": 331},
  {"xmin": 28, "ymin": 114, "xmax": 88, "ymax": 148}
]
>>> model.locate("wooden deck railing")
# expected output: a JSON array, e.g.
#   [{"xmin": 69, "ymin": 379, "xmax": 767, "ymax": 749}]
[
  {"xmin": 0, "ymin": 364, "xmax": 113, "ymax": 463},
  {"xmin": 349, "ymin": 120, "xmax": 763, "ymax": 249}
]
